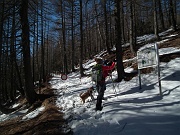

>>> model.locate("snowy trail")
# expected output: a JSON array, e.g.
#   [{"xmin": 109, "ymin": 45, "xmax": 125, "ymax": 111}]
[{"xmin": 51, "ymin": 55, "xmax": 180, "ymax": 135}]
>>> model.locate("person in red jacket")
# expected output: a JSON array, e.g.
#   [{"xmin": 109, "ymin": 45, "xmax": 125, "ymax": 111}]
[{"xmin": 94, "ymin": 57, "xmax": 115, "ymax": 111}]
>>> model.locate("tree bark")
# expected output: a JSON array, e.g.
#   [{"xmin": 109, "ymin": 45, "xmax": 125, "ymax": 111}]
[
  {"xmin": 158, "ymin": 0, "xmax": 165, "ymax": 30},
  {"xmin": 169, "ymin": 0, "xmax": 177, "ymax": 31},
  {"xmin": 153, "ymin": 0, "xmax": 159, "ymax": 39},
  {"xmin": 129, "ymin": 0, "xmax": 136, "ymax": 54},
  {"xmin": 115, "ymin": 0, "xmax": 124, "ymax": 82},
  {"xmin": 120, "ymin": 0, "xmax": 125, "ymax": 43},
  {"xmin": 0, "ymin": 0, "xmax": 4, "ymax": 111},
  {"xmin": 41, "ymin": 0, "xmax": 45, "ymax": 82},
  {"xmin": 79, "ymin": 0, "xmax": 84, "ymax": 77},
  {"xmin": 19, "ymin": 0, "xmax": 37, "ymax": 104},
  {"xmin": 103, "ymin": 0, "xmax": 111, "ymax": 54},
  {"xmin": 71, "ymin": 0, "xmax": 75, "ymax": 72}
]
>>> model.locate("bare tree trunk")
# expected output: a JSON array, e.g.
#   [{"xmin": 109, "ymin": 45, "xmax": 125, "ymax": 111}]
[
  {"xmin": 169, "ymin": 0, "xmax": 177, "ymax": 31},
  {"xmin": 61, "ymin": 0, "xmax": 68, "ymax": 74},
  {"xmin": 164, "ymin": 1, "xmax": 171, "ymax": 27},
  {"xmin": 158, "ymin": 0, "xmax": 165, "ymax": 30},
  {"xmin": 19, "ymin": 0, "xmax": 37, "ymax": 104},
  {"xmin": 41, "ymin": 0, "xmax": 45, "ymax": 82},
  {"xmin": 103, "ymin": 0, "xmax": 111, "ymax": 54},
  {"xmin": 153, "ymin": 0, "xmax": 159, "ymax": 39},
  {"xmin": 115, "ymin": 0, "xmax": 124, "ymax": 82},
  {"xmin": 129, "ymin": 0, "xmax": 136, "ymax": 54},
  {"xmin": 120, "ymin": 0, "xmax": 125, "ymax": 43},
  {"xmin": 10, "ymin": 3, "xmax": 16, "ymax": 101},
  {"xmin": 33, "ymin": 19, "xmax": 36, "ymax": 84},
  {"xmin": 94, "ymin": 0, "xmax": 105, "ymax": 51},
  {"xmin": 79, "ymin": 0, "xmax": 84, "ymax": 77},
  {"xmin": 0, "ymin": 0, "xmax": 4, "ymax": 111},
  {"xmin": 174, "ymin": 0, "xmax": 177, "ymax": 22},
  {"xmin": 71, "ymin": 0, "xmax": 75, "ymax": 72},
  {"xmin": 36, "ymin": 1, "xmax": 40, "ymax": 86}
]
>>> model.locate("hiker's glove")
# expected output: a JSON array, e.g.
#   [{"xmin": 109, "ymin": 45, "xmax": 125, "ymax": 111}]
[{"xmin": 108, "ymin": 61, "xmax": 113, "ymax": 65}]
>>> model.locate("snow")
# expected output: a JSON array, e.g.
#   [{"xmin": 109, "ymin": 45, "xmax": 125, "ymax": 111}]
[
  {"xmin": 0, "ymin": 29, "xmax": 180, "ymax": 134},
  {"xmin": 0, "ymin": 108, "xmax": 28, "ymax": 122},
  {"xmin": 22, "ymin": 106, "xmax": 45, "ymax": 121},
  {"xmin": 50, "ymin": 45, "xmax": 180, "ymax": 135}
]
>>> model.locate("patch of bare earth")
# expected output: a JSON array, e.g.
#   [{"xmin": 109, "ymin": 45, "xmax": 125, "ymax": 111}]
[{"xmin": 0, "ymin": 87, "xmax": 72, "ymax": 135}]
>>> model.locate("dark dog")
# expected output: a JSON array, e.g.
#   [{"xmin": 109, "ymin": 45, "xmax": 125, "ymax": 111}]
[{"xmin": 79, "ymin": 87, "xmax": 94, "ymax": 104}]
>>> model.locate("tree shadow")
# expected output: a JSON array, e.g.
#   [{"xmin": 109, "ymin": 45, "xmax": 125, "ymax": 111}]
[
  {"xmin": 161, "ymin": 70, "xmax": 180, "ymax": 82},
  {"xmin": 105, "ymin": 70, "xmax": 180, "ymax": 107}
]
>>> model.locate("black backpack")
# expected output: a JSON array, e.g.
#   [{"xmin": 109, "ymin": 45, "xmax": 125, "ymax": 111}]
[{"xmin": 91, "ymin": 64, "xmax": 103, "ymax": 83}]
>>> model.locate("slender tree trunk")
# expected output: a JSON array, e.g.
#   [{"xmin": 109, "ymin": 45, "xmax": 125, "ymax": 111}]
[
  {"xmin": 94, "ymin": 0, "xmax": 105, "ymax": 50},
  {"xmin": 158, "ymin": 0, "xmax": 165, "ymax": 30},
  {"xmin": 36, "ymin": 2, "xmax": 40, "ymax": 86},
  {"xmin": 0, "ymin": 0, "xmax": 3, "ymax": 68},
  {"xmin": 174, "ymin": 0, "xmax": 177, "ymax": 22},
  {"xmin": 115, "ymin": 0, "xmax": 124, "ymax": 82},
  {"xmin": 0, "ymin": 0, "xmax": 4, "ymax": 110},
  {"xmin": 103, "ymin": 0, "xmax": 111, "ymax": 54},
  {"xmin": 129, "ymin": 1, "xmax": 136, "ymax": 54},
  {"xmin": 169, "ymin": 0, "xmax": 177, "ymax": 31},
  {"xmin": 10, "ymin": 3, "xmax": 16, "ymax": 101},
  {"xmin": 41, "ymin": 0, "xmax": 45, "ymax": 82},
  {"xmin": 46, "ymin": 22, "xmax": 50, "ymax": 76},
  {"xmin": 108, "ymin": 0, "xmax": 113, "ymax": 47},
  {"xmin": 164, "ymin": 1, "xmax": 171, "ymax": 27},
  {"xmin": 19, "ymin": 0, "xmax": 37, "ymax": 104},
  {"xmin": 61, "ymin": 0, "xmax": 68, "ymax": 74},
  {"xmin": 79, "ymin": 0, "xmax": 84, "ymax": 77},
  {"xmin": 33, "ymin": 19, "xmax": 36, "ymax": 84},
  {"xmin": 120, "ymin": 0, "xmax": 125, "ymax": 43},
  {"xmin": 71, "ymin": 0, "xmax": 75, "ymax": 72},
  {"xmin": 153, "ymin": 0, "xmax": 159, "ymax": 39}
]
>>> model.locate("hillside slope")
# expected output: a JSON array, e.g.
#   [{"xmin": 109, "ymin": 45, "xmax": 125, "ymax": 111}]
[{"xmin": 0, "ymin": 29, "xmax": 180, "ymax": 135}]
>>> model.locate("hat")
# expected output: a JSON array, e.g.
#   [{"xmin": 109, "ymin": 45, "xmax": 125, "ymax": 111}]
[{"xmin": 95, "ymin": 57, "xmax": 103, "ymax": 64}]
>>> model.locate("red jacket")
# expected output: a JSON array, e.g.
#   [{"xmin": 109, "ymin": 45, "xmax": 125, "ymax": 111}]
[{"xmin": 102, "ymin": 62, "xmax": 115, "ymax": 79}]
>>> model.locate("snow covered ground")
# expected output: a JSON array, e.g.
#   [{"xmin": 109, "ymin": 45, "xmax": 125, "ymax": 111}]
[
  {"xmin": 50, "ymin": 45, "xmax": 180, "ymax": 135},
  {"xmin": 0, "ymin": 30, "xmax": 180, "ymax": 135}
]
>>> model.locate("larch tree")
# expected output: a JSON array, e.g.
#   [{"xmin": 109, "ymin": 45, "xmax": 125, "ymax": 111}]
[
  {"xmin": 169, "ymin": 0, "xmax": 177, "ymax": 31},
  {"xmin": 153, "ymin": 0, "xmax": 159, "ymax": 39},
  {"xmin": 129, "ymin": 0, "xmax": 136, "ymax": 54},
  {"xmin": 19, "ymin": 0, "xmax": 37, "ymax": 104},
  {"xmin": 79, "ymin": 0, "xmax": 85, "ymax": 77},
  {"xmin": 115, "ymin": 0, "xmax": 125, "ymax": 82}
]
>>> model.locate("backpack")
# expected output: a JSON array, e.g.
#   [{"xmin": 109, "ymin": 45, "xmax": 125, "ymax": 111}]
[{"xmin": 91, "ymin": 64, "xmax": 103, "ymax": 83}]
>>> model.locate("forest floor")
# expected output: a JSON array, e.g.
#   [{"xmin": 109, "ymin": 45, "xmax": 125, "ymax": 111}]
[{"xmin": 0, "ymin": 29, "xmax": 180, "ymax": 135}]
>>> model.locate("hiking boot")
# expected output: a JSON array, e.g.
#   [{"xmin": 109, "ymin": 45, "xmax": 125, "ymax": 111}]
[{"xmin": 96, "ymin": 106, "xmax": 103, "ymax": 111}]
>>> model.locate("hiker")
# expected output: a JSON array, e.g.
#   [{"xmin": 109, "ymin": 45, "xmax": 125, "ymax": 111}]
[{"xmin": 92, "ymin": 57, "xmax": 115, "ymax": 111}]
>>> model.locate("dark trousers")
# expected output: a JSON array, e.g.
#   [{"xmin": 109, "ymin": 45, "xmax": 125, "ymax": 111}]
[{"xmin": 96, "ymin": 81, "xmax": 106, "ymax": 109}]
